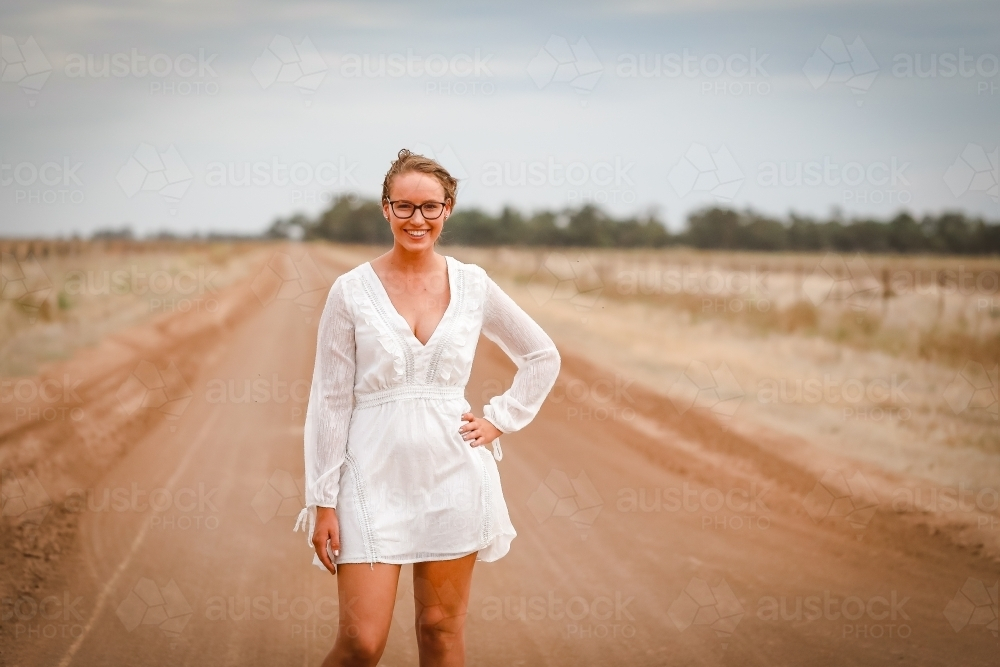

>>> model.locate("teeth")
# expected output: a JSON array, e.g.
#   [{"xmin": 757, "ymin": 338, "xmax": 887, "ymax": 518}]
[{"xmin": 405, "ymin": 230, "xmax": 428, "ymax": 237}]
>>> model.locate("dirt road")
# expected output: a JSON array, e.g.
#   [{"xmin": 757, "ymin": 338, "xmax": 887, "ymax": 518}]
[{"xmin": 2, "ymin": 245, "xmax": 997, "ymax": 666}]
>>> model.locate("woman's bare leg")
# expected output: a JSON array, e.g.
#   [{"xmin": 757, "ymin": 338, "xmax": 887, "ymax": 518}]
[
  {"xmin": 412, "ymin": 551, "xmax": 478, "ymax": 667},
  {"xmin": 322, "ymin": 562, "xmax": 402, "ymax": 667}
]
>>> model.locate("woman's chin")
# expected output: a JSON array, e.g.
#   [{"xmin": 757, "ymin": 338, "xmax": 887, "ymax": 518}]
[{"xmin": 397, "ymin": 234, "xmax": 434, "ymax": 249}]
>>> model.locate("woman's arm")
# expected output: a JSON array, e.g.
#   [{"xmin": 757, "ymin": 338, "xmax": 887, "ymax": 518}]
[
  {"xmin": 295, "ymin": 274, "xmax": 355, "ymax": 573},
  {"xmin": 478, "ymin": 271, "xmax": 561, "ymax": 440}
]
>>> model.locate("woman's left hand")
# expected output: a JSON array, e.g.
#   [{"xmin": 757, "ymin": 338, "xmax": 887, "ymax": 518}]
[{"xmin": 459, "ymin": 412, "xmax": 503, "ymax": 447}]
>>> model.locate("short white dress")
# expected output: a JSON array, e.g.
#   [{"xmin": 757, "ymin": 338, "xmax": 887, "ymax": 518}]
[{"xmin": 294, "ymin": 255, "xmax": 561, "ymax": 569}]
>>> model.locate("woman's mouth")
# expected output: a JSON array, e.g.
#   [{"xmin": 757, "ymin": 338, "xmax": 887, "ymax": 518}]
[{"xmin": 404, "ymin": 229, "xmax": 429, "ymax": 239}]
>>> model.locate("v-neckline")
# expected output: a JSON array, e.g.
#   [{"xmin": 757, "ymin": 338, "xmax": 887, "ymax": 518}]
[{"xmin": 364, "ymin": 256, "xmax": 456, "ymax": 349}]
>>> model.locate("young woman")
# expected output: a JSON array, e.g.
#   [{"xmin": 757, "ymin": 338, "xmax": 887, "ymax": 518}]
[{"xmin": 294, "ymin": 149, "xmax": 561, "ymax": 666}]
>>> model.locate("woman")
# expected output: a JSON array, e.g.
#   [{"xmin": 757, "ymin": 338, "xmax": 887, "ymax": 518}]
[{"xmin": 294, "ymin": 148, "xmax": 561, "ymax": 666}]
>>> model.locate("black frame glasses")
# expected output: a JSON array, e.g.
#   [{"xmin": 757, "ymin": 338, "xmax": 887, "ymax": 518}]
[{"xmin": 386, "ymin": 199, "xmax": 449, "ymax": 220}]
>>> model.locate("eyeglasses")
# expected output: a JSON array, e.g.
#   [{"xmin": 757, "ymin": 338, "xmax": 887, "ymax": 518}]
[{"xmin": 386, "ymin": 200, "xmax": 448, "ymax": 220}]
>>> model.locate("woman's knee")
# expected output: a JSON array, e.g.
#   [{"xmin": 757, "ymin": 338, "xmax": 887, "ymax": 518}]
[
  {"xmin": 415, "ymin": 608, "xmax": 466, "ymax": 655},
  {"xmin": 336, "ymin": 625, "xmax": 388, "ymax": 665}
]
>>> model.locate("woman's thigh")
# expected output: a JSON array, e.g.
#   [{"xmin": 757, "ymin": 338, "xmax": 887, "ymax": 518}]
[
  {"xmin": 334, "ymin": 563, "xmax": 402, "ymax": 643},
  {"xmin": 411, "ymin": 551, "xmax": 478, "ymax": 631}
]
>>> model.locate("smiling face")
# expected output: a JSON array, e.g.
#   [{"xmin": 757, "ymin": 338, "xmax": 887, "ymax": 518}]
[{"xmin": 382, "ymin": 171, "xmax": 452, "ymax": 252}]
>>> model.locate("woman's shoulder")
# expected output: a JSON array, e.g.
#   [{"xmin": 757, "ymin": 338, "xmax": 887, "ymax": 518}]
[
  {"xmin": 447, "ymin": 255, "xmax": 489, "ymax": 283},
  {"xmin": 322, "ymin": 264, "xmax": 369, "ymax": 310},
  {"xmin": 329, "ymin": 262, "xmax": 368, "ymax": 288}
]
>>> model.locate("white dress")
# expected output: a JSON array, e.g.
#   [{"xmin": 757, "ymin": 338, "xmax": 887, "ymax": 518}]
[{"xmin": 294, "ymin": 255, "xmax": 561, "ymax": 569}]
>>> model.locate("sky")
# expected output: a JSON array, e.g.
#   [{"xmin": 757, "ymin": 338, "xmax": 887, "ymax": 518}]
[{"xmin": 1, "ymin": 0, "xmax": 998, "ymax": 237}]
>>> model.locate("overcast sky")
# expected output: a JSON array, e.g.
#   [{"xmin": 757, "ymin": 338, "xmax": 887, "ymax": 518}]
[{"xmin": 1, "ymin": 0, "xmax": 998, "ymax": 237}]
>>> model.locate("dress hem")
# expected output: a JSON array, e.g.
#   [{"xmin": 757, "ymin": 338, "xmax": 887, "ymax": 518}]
[{"xmin": 311, "ymin": 528, "xmax": 516, "ymax": 569}]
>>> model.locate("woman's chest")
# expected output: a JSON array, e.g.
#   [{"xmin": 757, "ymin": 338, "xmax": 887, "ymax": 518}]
[{"xmin": 347, "ymin": 267, "xmax": 485, "ymax": 386}]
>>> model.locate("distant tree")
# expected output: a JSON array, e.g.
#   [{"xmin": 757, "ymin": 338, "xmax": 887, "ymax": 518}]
[
  {"xmin": 309, "ymin": 196, "xmax": 390, "ymax": 244},
  {"xmin": 275, "ymin": 195, "xmax": 999, "ymax": 254},
  {"xmin": 91, "ymin": 225, "xmax": 134, "ymax": 240}
]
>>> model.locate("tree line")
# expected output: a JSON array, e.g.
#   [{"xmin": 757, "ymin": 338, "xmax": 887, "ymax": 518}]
[{"xmin": 266, "ymin": 195, "xmax": 1000, "ymax": 254}]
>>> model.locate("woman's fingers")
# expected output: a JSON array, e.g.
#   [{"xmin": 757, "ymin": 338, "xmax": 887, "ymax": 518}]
[
  {"xmin": 313, "ymin": 517, "xmax": 340, "ymax": 576},
  {"xmin": 460, "ymin": 414, "xmax": 496, "ymax": 446},
  {"xmin": 313, "ymin": 532, "xmax": 334, "ymax": 574}
]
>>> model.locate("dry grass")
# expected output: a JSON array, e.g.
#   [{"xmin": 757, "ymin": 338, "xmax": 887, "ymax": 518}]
[
  {"xmin": 0, "ymin": 239, "xmax": 267, "ymax": 376},
  {"xmin": 444, "ymin": 245, "xmax": 1000, "ymax": 369}
]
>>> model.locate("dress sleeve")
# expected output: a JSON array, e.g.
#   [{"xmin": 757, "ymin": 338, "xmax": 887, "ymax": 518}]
[
  {"xmin": 480, "ymin": 272, "xmax": 561, "ymax": 441},
  {"xmin": 295, "ymin": 274, "xmax": 355, "ymax": 544}
]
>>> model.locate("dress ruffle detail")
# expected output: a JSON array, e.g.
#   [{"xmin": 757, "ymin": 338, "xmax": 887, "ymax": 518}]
[
  {"xmin": 347, "ymin": 276, "xmax": 407, "ymax": 384},
  {"xmin": 436, "ymin": 269, "xmax": 483, "ymax": 384}
]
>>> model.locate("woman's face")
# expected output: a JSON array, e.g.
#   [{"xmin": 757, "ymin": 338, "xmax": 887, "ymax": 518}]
[{"xmin": 382, "ymin": 171, "xmax": 452, "ymax": 252}]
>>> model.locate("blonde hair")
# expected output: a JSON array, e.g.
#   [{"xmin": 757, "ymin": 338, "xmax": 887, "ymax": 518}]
[{"xmin": 381, "ymin": 148, "xmax": 458, "ymax": 206}]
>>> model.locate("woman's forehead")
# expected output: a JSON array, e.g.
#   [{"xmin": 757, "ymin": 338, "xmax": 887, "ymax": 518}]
[{"xmin": 390, "ymin": 171, "xmax": 446, "ymax": 198}]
